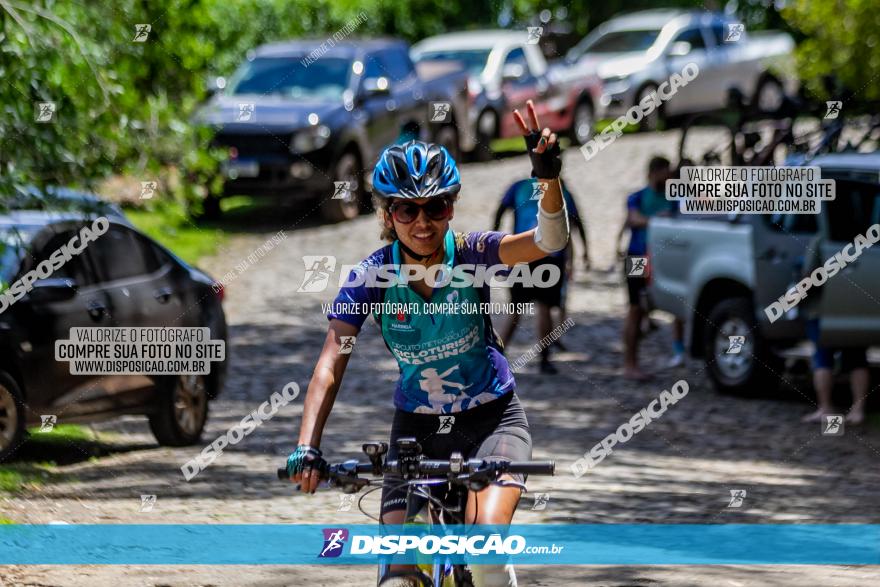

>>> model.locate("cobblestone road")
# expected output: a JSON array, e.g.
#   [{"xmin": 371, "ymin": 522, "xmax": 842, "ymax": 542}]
[{"xmin": 3, "ymin": 130, "xmax": 879, "ymax": 586}]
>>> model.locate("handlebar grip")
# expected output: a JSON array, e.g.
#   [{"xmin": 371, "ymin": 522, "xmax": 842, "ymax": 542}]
[
  {"xmin": 277, "ymin": 467, "xmax": 289, "ymax": 480},
  {"xmin": 507, "ymin": 461, "xmax": 555, "ymax": 475}
]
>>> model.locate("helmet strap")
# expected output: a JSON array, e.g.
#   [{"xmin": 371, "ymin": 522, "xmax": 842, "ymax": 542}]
[{"xmin": 397, "ymin": 238, "xmax": 443, "ymax": 263}]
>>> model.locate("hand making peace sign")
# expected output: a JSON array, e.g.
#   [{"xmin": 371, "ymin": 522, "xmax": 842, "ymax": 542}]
[{"xmin": 512, "ymin": 99, "xmax": 562, "ymax": 179}]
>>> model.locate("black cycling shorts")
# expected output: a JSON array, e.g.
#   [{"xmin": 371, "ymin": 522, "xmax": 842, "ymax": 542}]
[
  {"xmin": 509, "ymin": 257, "xmax": 566, "ymax": 308},
  {"xmin": 379, "ymin": 391, "xmax": 531, "ymax": 519},
  {"xmin": 624, "ymin": 263, "xmax": 648, "ymax": 306}
]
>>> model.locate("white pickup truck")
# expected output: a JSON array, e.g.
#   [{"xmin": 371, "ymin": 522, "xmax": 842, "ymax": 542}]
[
  {"xmin": 560, "ymin": 9, "xmax": 795, "ymax": 129},
  {"xmin": 648, "ymin": 153, "xmax": 880, "ymax": 393}
]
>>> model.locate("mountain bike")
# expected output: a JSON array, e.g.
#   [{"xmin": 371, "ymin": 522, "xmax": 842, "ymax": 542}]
[
  {"xmin": 678, "ymin": 88, "xmax": 848, "ymax": 168},
  {"xmin": 278, "ymin": 437, "xmax": 555, "ymax": 586}
]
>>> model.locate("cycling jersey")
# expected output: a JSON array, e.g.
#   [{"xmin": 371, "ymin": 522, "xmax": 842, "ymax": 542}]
[{"xmin": 327, "ymin": 229, "xmax": 514, "ymax": 414}]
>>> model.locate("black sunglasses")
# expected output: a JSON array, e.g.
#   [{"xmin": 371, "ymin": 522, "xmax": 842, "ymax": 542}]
[{"xmin": 389, "ymin": 198, "xmax": 453, "ymax": 224}]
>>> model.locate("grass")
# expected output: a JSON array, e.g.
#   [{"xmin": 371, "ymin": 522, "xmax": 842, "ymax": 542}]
[
  {"xmin": 487, "ymin": 119, "xmax": 642, "ymax": 154},
  {"xmin": 125, "ymin": 200, "xmax": 226, "ymax": 265},
  {"xmin": 594, "ymin": 118, "xmax": 640, "ymax": 134},
  {"xmin": 0, "ymin": 517, "xmax": 15, "ymax": 524},
  {"xmin": 0, "ymin": 463, "xmax": 54, "ymax": 493},
  {"xmin": 0, "ymin": 425, "xmax": 92, "ymax": 493},
  {"xmin": 24, "ymin": 424, "xmax": 95, "ymax": 443},
  {"xmin": 490, "ymin": 136, "xmax": 527, "ymax": 153}
]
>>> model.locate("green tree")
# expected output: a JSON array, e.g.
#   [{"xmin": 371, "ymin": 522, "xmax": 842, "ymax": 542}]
[{"xmin": 783, "ymin": 0, "xmax": 880, "ymax": 104}]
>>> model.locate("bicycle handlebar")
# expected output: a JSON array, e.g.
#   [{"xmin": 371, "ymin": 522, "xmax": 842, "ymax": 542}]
[{"xmin": 276, "ymin": 459, "xmax": 554, "ymax": 482}]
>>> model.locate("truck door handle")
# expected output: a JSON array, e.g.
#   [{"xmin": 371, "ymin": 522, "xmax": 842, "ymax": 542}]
[
  {"xmin": 758, "ymin": 247, "xmax": 787, "ymax": 261},
  {"xmin": 663, "ymin": 239, "xmax": 690, "ymax": 249},
  {"xmin": 86, "ymin": 300, "xmax": 106, "ymax": 320},
  {"xmin": 154, "ymin": 287, "xmax": 173, "ymax": 304}
]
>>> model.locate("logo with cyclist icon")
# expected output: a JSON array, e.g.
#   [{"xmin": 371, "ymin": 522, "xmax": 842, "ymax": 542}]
[
  {"xmin": 298, "ymin": 256, "xmax": 337, "ymax": 293},
  {"xmin": 318, "ymin": 528, "xmax": 349, "ymax": 558}
]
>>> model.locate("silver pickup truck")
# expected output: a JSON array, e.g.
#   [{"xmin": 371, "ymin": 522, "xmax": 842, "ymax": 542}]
[
  {"xmin": 648, "ymin": 153, "xmax": 880, "ymax": 393},
  {"xmin": 560, "ymin": 9, "xmax": 795, "ymax": 129}
]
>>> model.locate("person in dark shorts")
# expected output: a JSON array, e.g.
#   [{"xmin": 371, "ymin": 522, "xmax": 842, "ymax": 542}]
[
  {"xmin": 493, "ymin": 177, "xmax": 588, "ymax": 373},
  {"xmin": 799, "ymin": 233, "xmax": 869, "ymax": 425},
  {"xmin": 380, "ymin": 392, "xmax": 531, "ymax": 518},
  {"xmin": 284, "ymin": 101, "xmax": 570, "ymax": 587},
  {"xmin": 622, "ymin": 156, "xmax": 684, "ymax": 381}
]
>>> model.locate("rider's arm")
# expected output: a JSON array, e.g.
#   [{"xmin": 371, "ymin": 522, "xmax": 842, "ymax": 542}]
[
  {"xmin": 298, "ymin": 319, "xmax": 358, "ymax": 447},
  {"xmin": 296, "ymin": 318, "xmax": 358, "ymax": 492},
  {"xmin": 498, "ymin": 177, "xmax": 565, "ymax": 265},
  {"xmin": 499, "ymin": 102, "xmax": 569, "ymax": 265}
]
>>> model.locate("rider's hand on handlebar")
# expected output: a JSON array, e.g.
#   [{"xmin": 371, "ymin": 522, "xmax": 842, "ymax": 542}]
[
  {"xmin": 513, "ymin": 100, "xmax": 561, "ymax": 179},
  {"xmin": 286, "ymin": 444, "xmax": 328, "ymax": 494}
]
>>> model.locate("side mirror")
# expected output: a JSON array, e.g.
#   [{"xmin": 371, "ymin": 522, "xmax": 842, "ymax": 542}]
[
  {"xmin": 667, "ymin": 41, "xmax": 692, "ymax": 58},
  {"xmin": 360, "ymin": 77, "xmax": 391, "ymax": 99},
  {"xmin": 205, "ymin": 75, "xmax": 227, "ymax": 98},
  {"xmin": 27, "ymin": 277, "xmax": 77, "ymax": 303},
  {"xmin": 502, "ymin": 63, "xmax": 525, "ymax": 82}
]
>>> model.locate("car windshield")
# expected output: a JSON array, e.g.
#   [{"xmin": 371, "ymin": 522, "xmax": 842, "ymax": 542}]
[
  {"xmin": 0, "ymin": 227, "xmax": 37, "ymax": 289},
  {"xmin": 414, "ymin": 49, "xmax": 491, "ymax": 76},
  {"xmin": 584, "ymin": 29, "xmax": 662, "ymax": 53},
  {"xmin": 226, "ymin": 57, "xmax": 351, "ymax": 100}
]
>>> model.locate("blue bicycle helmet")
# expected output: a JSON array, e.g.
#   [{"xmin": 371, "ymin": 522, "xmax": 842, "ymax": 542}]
[{"xmin": 372, "ymin": 140, "xmax": 461, "ymax": 199}]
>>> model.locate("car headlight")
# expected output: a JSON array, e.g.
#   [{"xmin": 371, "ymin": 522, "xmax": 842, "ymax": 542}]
[{"xmin": 290, "ymin": 125, "xmax": 331, "ymax": 153}]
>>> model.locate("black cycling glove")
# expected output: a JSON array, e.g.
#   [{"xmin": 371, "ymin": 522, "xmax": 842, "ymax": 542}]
[{"xmin": 525, "ymin": 130, "xmax": 562, "ymax": 179}]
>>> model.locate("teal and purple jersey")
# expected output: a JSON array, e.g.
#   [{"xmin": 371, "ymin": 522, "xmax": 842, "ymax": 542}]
[{"xmin": 326, "ymin": 229, "xmax": 515, "ymax": 414}]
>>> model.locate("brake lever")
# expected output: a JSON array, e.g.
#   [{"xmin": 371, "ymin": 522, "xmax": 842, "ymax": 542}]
[{"xmin": 457, "ymin": 462, "xmax": 499, "ymax": 492}]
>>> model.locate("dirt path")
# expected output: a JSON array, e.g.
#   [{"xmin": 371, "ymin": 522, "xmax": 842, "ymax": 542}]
[{"xmin": 3, "ymin": 131, "xmax": 879, "ymax": 585}]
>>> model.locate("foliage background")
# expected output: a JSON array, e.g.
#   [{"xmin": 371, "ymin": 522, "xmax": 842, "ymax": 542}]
[{"xmin": 0, "ymin": 0, "xmax": 875, "ymax": 207}]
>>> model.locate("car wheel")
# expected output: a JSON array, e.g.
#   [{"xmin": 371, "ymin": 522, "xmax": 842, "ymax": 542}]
[
  {"xmin": 570, "ymin": 99, "xmax": 594, "ymax": 145},
  {"xmin": 321, "ymin": 152, "xmax": 363, "ymax": 222},
  {"xmin": 434, "ymin": 125, "xmax": 460, "ymax": 161},
  {"xmin": 148, "ymin": 374, "xmax": 209, "ymax": 447},
  {"xmin": 704, "ymin": 297, "xmax": 781, "ymax": 395},
  {"xmin": 0, "ymin": 372, "xmax": 24, "ymax": 462},
  {"xmin": 636, "ymin": 85, "xmax": 663, "ymax": 132},
  {"xmin": 754, "ymin": 77, "xmax": 785, "ymax": 115},
  {"xmin": 198, "ymin": 195, "xmax": 222, "ymax": 221},
  {"xmin": 474, "ymin": 109, "xmax": 497, "ymax": 161}
]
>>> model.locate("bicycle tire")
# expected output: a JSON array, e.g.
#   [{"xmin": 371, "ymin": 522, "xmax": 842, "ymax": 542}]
[
  {"xmin": 452, "ymin": 564, "xmax": 474, "ymax": 587},
  {"xmin": 679, "ymin": 114, "xmax": 738, "ymax": 167},
  {"xmin": 377, "ymin": 570, "xmax": 433, "ymax": 587}
]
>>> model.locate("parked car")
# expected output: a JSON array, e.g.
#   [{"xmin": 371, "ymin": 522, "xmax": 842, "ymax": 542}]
[
  {"xmin": 4, "ymin": 185, "xmax": 127, "ymax": 221},
  {"xmin": 562, "ymin": 9, "xmax": 795, "ymax": 130},
  {"xmin": 0, "ymin": 208, "xmax": 228, "ymax": 461},
  {"xmin": 196, "ymin": 38, "xmax": 471, "ymax": 221},
  {"xmin": 647, "ymin": 153, "xmax": 880, "ymax": 393},
  {"xmin": 411, "ymin": 30, "xmax": 603, "ymax": 151}
]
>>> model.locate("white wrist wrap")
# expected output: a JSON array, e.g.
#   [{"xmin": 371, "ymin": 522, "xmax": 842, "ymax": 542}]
[{"xmin": 534, "ymin": 205, "xmax": 570, "ymax": 253}]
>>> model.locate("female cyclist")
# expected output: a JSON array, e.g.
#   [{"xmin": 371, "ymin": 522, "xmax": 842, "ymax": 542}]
[{"xmin": 285, "ymin": 101, "xmax": 570, "ymax": 586}]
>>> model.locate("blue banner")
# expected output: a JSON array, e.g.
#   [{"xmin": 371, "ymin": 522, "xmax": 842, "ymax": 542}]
[{"xmin": 1, "ymin": 524, "xmax": 878, "ymax": 565}]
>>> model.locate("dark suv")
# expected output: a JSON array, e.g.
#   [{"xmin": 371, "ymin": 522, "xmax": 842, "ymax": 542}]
[
  {"xmin": 196, "ymin": 38, "xmax": 470, "ymax": 221},
  {"xmin": 0, "ymin": 209, "xmax": 227, "ymax": 461}
]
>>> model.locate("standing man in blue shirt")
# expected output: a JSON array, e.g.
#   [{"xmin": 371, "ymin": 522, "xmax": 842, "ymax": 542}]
[
  {"xmin": 623, "ymin": 156, "xmax": 684, "ymax": 381},
  {"xmin": 493, "ymin": 177, "xmax": 589, "ymax": 373}
]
